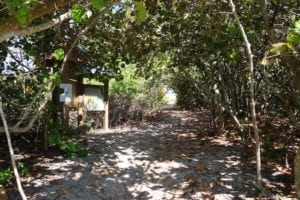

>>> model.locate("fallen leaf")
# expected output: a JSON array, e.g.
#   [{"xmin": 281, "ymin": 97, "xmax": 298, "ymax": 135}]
[
  {"xmin": 282, "ymin": 167, "xmax": 292, "ymax": 175},
  {"xmin": 264, "ymin": 182, "xmax": 275, "ymax": 189},
  {"xmin": 49, "ymin": 179, "xmax": 62, "ymax": 185},
  {"xmin": 189, "ymin": 132, "xmax": 197, "ymax": 137},
  {"xmin": 103, "ymin": 169, "xmax": 115, "ymax": 176},
  {"xmin": 196, "ymin": 165, "xmax": 207, "ymax": 172},
  {"xmin": 232, "ymin": 160, "xmax": 241, "ymax": 166},
  {"xmin": 59, "ymin": 189, "xmax": 69, "ymax": 195},
  {"xmin": 0, "ymin": 188, "xmax": 7, "ymax": 200}
]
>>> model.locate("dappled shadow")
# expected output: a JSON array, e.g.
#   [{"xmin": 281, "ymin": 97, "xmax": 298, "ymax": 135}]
[
  {"xmin": 3, "ymin": 110, "xmax": 294, "ymax": 199},
  {"xmin": 84, "ymin": 134, "xmax": 254, "ymax": 199}
]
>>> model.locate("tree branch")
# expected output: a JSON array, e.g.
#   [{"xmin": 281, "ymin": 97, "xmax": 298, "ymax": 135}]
[
  {"xmin": 0, "ymin": 11, "xmax": 71, "ymax": 43},
  {"xmin": 0, "ymin": 0, "xmax": 75, "ymax": 42}
]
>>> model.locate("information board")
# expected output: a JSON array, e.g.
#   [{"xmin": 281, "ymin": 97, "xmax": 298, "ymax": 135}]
[
  {"xmin": 84, "ymin": 87, "xmax": 104, "ymax": 111},
  {"xmin": 59, "ymin": 83, "xmax": 72, "ymax": 103}
]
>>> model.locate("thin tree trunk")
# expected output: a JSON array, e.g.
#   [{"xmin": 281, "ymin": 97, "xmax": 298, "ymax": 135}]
[
  {"xmin": 229, "ymin": 0, "xmax": 262, "ymax": 189},
  {"xmin": 0, "ymin": 98, "xmax": 27, "ymax": 200},
  {"xmin": 103, "ymin": 79, "xmax": 109, "ymax": 130}
]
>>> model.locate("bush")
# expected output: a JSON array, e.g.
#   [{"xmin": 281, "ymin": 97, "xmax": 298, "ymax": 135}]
[
  {"xmin": 109, "ymin": 64, "xmax": 167, "ymax": 126},
  {"xmin": 47, "ymin": 123, "xmax": 88, "ymax": 157},
  {"xmin": 0, "ymin": 162, "xmax": 28, "ymax": 188}
]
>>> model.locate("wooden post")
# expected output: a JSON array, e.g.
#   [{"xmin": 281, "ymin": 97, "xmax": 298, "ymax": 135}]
[
  {"xmin": 77, "ymin": 75, "xmax": 84, "ymax": 126},
  {"xmin": 63, "ymin": 102, "xmax": 69, "ymax": 126},
  {"xmin": 103, "ymin": 79, "xmax": 109, "ymax": 129}
]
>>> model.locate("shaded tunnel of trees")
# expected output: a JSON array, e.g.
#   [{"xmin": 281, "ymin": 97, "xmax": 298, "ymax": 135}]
[{"xmin": 0, "ymin": 0, "xmax": 300, "ymax": 199}]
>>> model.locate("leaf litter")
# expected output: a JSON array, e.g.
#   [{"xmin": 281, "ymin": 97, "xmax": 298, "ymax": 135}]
[{"xmin": 2, "ymin": 110, "xmax": 296, "ymax": 199}]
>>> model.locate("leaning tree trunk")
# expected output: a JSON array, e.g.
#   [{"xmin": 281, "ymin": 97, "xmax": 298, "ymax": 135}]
[
  {"xmin": 0, "ymin": 98, "xmax": 27, "ymax": 200},
  {"xmin": 229, "ymin": 0, "xmax": 262, "ymax": 189}
]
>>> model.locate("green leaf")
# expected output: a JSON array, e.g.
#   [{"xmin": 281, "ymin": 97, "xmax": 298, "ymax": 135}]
[
  {"xmin": 295, "ymin": 20, "xmax": 300, "ymax": 29},
  {"xmin": 0, "ymin": 168, "xmax": 13, "ymax": 187},
  {"xmin": 292, "ymin": 20, "xmax": 300, "ymax": 35},
  {"xmin": 287, "ymin": 32, "xmax": 300, "ymax": 44},
  {"xmin": 53, "ymin": 49, "xmax": 65, "ymax": 61},
  {"xmin": 16, "ymin": 4, "xmax": 31, "ymax": 25},
  {"xmin": 287, "ymin": 42, "xmax": 296, "ymax": 51},
  {"xmin": 52, "ymin": 72, "xmax": 62, "ymax": 85},
  {"xmin": 270, "ymin": 42, "xmax": 288, "ymax": 54},
  {"xmin": 125, "ymin": 8, "xmax": 134, "ymax": 21},
  {"xmin": 3, "ymin": 0, "xmax": 20, "ymax": 12},
  {"xmin": 294, "ymin": 28, "xmax": 300, "ymax": 35},
  {"xmin": 71, "ymin": 4, "xmax": 91, "ymax": 24},
  {"xmin": 65, "ymin": 141, "xmax": 79, "ymax": 152},
  {"xmin": 228, "ymin": 49, "xmax": 238, "ymax": 59},
  {"xmin": 134, "ymin": 1, "xmax": 147, "ymax": 24},
  {"xmin": 48, "ymin": 132, "xmax": 61, "ymax": 145},
  {"xmin": 17, "ymin": 162, "xmax": 29, "ymax": 176},
  {"xmin": 228, "ymin": 26, "xmax": 239, "ymax": 36},
  {"xmin": 92, "ymin": 0, "xmax": 109, "ymax": 10}
]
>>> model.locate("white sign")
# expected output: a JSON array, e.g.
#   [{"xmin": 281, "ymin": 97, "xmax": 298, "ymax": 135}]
[
  {"xmin": 59, "ymin": 83, "xmax": 72, "ymax": 103},
  {"xmin": 84, "ymin": 87, "xmax": 104, "ymax": 111}
]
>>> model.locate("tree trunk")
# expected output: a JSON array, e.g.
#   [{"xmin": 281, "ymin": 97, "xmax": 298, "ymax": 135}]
[
  {"xmin": 0, "ymin": 98, "xmax": 27, "ymax": 200},
  {"xmin": 77, "ymin": 76, "xmax": 84, "ymax": 126},
  {"xmin": 229, "ymin": 0, "xmax": 262, "ymax": 189},
  {"xmin": 103, "ymin": 79, "xmax": 109, "ymax": 130}
]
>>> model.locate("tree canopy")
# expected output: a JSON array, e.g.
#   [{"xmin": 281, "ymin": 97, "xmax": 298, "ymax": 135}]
[{"xmin": 1, "ymin": 0, "xmax": 300, "ymax": 198}]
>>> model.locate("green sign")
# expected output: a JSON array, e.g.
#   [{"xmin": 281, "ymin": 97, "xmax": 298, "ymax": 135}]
[{"xmin": 84, "ymin": 87, "xmax": 104, "ymax": 111}]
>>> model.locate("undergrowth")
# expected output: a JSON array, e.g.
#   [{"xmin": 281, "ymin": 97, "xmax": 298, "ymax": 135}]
[{"xmin": 0, "ymin": 162, "xmax": 29, "ymax": 188}]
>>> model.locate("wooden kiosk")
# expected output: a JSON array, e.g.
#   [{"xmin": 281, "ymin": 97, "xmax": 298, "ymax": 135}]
[{"xmin": 58, "ymin": 58, "xmax": 109, "ymax": 129}]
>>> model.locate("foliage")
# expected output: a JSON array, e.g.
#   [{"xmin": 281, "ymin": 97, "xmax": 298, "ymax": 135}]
[
  {"xmin": 263, "ymin": 20, "xmax": 300, "ymax": 60},
  {"xmin": 110, "ymin": 64, "xmax": 167, "ymax": 108},
  {"xmin": 0, "ymin": 75, "xmax": 41, "ymax": 124},
  {"xmin": 109, "ymin": 64, "xmax": 167, "ymax": 126},
  {"xmin": 0, "ymin": 162, "xmax": 28, "ymax": 188},
  {"xmin": 92, "ymin": 0, "xmax": 109, "ymax": 10},
  {"xmin": 0, "ymin": 168, "xmax": 12, "ymax": 188},
  {"xmin": 0, "ymin": 0, "xmax": 298, "ymax": 135},
  {"xmin": 47, "ymin": 123, "xmax": 88, "ymax": 157},
  {"xmin": 0, "ymin": 0, "xmax": 300, "ymax": 195},
  {"xmin": 2, "ymin": 0, "xmax": 37, "ymax": 24},
  {"xmin": 287, "ymin": 20, "xmax": 300, "ymax": 44},
  {"xmin": 133, "ymin": 1, "xmax": 148, "ymax": 24},
  {"xmin": 53, "ymin": 48, "xmax": 65, "ymax": 61},
  {"xmin": 0, "ymin": 0, "xmax": 297, "ymax": 129},
  {"xmin": 17, "ymin": 162, "xmax": 29, "ymax": 177},
  {"xmin": 71, "ymin": 4, "xmax": 92, "ymax": 24}
]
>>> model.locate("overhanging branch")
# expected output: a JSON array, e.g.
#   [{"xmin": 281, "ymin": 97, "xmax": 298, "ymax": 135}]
[
  {"xmin": 0, "ymin": 0, "xmax": 75, "ymax": 38},
  {"xmin": 0, "ymin": 11, "xmax": 71, "ymax": 43}
]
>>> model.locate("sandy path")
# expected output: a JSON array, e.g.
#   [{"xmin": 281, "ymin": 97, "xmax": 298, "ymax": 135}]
[{"xmin": 16, "ymin": 110, "xmax": 263, "ymax": 199}]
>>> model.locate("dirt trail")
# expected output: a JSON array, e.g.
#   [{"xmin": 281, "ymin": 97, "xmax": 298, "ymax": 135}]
[{"xmin": 8, "ymin": 110, "xmax": 291, "ymax": 199}]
